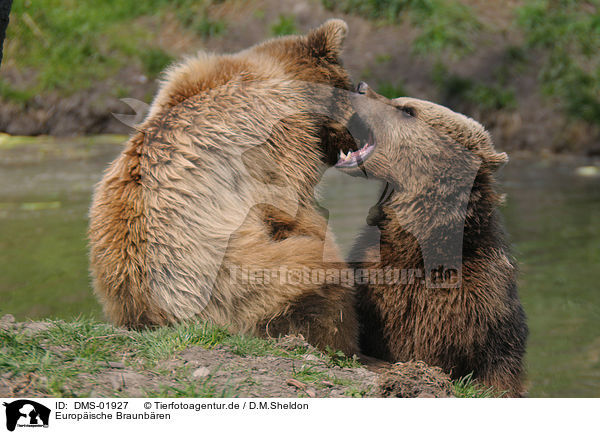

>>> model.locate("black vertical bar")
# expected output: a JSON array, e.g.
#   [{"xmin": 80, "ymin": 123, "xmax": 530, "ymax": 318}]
[{"xmin": 0, "ymin": 0, "xmax": 13, "ymax": 68}]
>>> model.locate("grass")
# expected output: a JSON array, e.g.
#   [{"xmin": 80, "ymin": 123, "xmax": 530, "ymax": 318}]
[
  {"xmin": 324, "ymin": 346, "xmax": 361, "ymax": 368},
  {"xmin": 144, "ymin": 374, "xmax": 237, "ymax": 398},
  {"xmin": 377, "ymin": 81, "xmax": 407, "ymax": 99},
  {"xmin": 270, "ymin": 14, "xmax": 298, "ymax": 36},
  {"xmin": 452, "ymin": 373, "xmax": 504, "ymax": 398},
  {"xmin": 0, "ymin": 318, "xmax": 363, "ymax": 397},
  {"xmin": 292, "ymin": 364, "xmax": 345, "ymax": 385},
  {"xmin": 375, "ymin": 53, "xmax": 392, "ymax": 64},
  {"xmin": 0, "ymin": 319, "xmax": 226, "ymax": 397},
  {"xmin": 0, "ymin": 79, "xmax": 35, "ymax": 106},
  {"xmin": 290, "ymin": 361, "xmax": 371, "ymax": 396},
  {"xmin": 4, "ymin": 0, "xmax": 597, "ymax": 135},
  {"xmin": 517, "ymin": 0, "xmax": 600, "ymax": 125},
  {"xmin": 227, "ymin": 333, "xmax": 314, "ymax": 359},
  {"xmin": 1, "ymin": 317, "xmax": 496, "ymax": 398},
  {"xmin": 1, "ymin": 319, "xmax": 126, "ymax": 397},
  {"xmin": 433, "ymin": 63, "xmax": 517, "ymax": 110},
  {"xmin": 325, "ymin": 0, "xmax": 598, "ymax": 129},
  {"xmin": 1, "ymin": 316, "xmax": 505, "ymax": 398},
  {"xmin": 195, "ymin": 16, "xmax": 228, "ymax": 38},
  {"xmin": 176, "ymin": 4, "xmax": 228, "ymax": 38},
  {"xmin": 322, "ymin": 0, "xmax": 480, "ymax": 55},
  {"xmin": 140, "ymin": 48, "xmax": 174, "ymax": 78},
  {"xmin": 4, "ymin": 0, "xmax": 228, "ymax": 99},
  {"xmin": 0, "ymin": 319, "xmax": 238, "ymax": 396},
  {"xmin": 292, "ymin": 364, "xmax": 330, "ymax": 384}
]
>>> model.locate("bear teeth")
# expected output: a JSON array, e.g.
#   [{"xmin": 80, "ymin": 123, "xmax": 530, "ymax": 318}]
[
  {"xmin": 336, "ymin": 140, "xmax": 376, "ymax": 167},
  {"xmin": 338, "ymin": 142, "xmax": 369, "ymax": 161},
  {"xmin": 339, "ymin": 146, "xmax": 360, "ymax": 162}
]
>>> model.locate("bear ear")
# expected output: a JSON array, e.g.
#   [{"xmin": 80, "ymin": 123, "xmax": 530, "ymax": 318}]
[
  {"xmin": 486, "ymin": 151, "xmax": 509, "ymax": 171},
  {"xmin": 475, "ymin": 135, "xmax": 509, "ymax": 171},
  {"xmin": 306, "ymin": 19, "xmax": 348, "ymax": 61}
]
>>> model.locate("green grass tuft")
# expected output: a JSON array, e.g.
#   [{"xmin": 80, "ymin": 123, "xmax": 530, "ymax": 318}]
[
  {"xmin": 140, "ymin": 48, "xmax": 174, "ymax": 78},
  {"xmin": 143, "ymin": 374, "xmax": 238, "ymax": 398},
  {"xmin": 0, "ymin": 79, "xmax": 35, "ymax": 105},
  {"xmin": 270, "ymin": 14, "xmax": 298, "ymax": 36},
  {"xmin": 344, "ymin": 386, "xmax": 371, "ymax": 397},
  {"xmin": 195, "ymin": 16, "xmax": 228, "ymax": 38},
  {"xmin": 377, "ymin": 81, "xmax": 407, "ymax": 99},
  {"xmin": 292, "ymin": 364, "xmax": 328, "ymax": 383},
  {"xmin": 324, "ymin": 346, "xmax": 362, "ymax": 368},
  {"xmin": 452, "ymin": 373, "xmax": 504, "ymax": 398},
  {"xmin": 176, "ymin": 6, "xmax": 228, "ymax": 39},
  {"xmin": 375, "ymin": 53, "xmax": 392, "ymax": 64}
]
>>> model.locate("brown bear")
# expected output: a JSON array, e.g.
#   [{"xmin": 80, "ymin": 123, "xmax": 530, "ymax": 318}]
[
  {"xmin": 341, "ymin": 83, "xmax": 528, "ymax": 396},
  {"xmin": 88, "ymin": 20, "xmax": 360, "ymax": 354}
]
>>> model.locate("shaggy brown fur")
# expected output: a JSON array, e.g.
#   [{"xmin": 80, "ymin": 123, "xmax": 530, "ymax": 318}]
[
  {"xmin": 89, "ymin": 20, "xmax": 359, "ymax": 354},
  {"xmin": 346, "ymin": 84, "xmax": 528, "ymax": 395}
]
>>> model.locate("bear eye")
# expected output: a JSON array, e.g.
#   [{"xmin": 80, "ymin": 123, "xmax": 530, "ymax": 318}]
[{"xmin": 397, "ymin": 106, "xmax": 415, "ymax": 117}]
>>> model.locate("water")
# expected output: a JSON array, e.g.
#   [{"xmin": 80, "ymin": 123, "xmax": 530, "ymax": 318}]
[
  {"xmin": 499, "ymin": 159, "xmax": 600, "ymax": 397},
  {"xmin": 1, "ymin": 136, "xmax": 598, "ymax": 397},
  {"xmin": 0, "ymin": 136, "xmax": 123, "ymax": 320}
]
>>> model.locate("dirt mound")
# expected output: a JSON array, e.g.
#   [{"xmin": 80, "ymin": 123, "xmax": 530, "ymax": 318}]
[{"xmin": 379, "ymin": 361, "xmax": 454, "ymax": 398}]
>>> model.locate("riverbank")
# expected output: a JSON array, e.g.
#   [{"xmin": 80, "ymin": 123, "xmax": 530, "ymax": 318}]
[
  {"xmin": 2, "ymin": 0, "xmax": 600, "ymax": 155},
  {"xmin": 0, "ymin": 315, "xmax": 500, "ymax": 398}
]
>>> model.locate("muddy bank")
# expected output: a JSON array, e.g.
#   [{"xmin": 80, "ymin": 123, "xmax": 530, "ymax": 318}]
[{"xmin": 0, "ymin": 316, "xmax": 455, "ymax": 398}]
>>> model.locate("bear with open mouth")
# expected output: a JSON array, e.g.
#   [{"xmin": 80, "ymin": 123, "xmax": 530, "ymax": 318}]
[
  {"xmin": 343, "ymin": 82, "xmax": 528, "ymax": 396},
  {"xmin": 88, "ymin": 20, "xmax": 361, "ymax": 355}
]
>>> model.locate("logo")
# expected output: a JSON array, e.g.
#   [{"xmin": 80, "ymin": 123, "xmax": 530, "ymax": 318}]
[{"xmin": 3, "ymin": 400, "xmax": 50, "ymax": 432}]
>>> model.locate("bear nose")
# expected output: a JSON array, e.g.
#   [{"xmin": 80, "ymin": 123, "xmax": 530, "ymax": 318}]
[{"xmin": 356, "ymin": 81, "xmax": 369, "ymax": 94}]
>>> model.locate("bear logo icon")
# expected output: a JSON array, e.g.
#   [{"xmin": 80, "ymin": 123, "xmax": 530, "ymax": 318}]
[{"xmin": 3, "ymin": 400, "xmax": 50, "ymax": 431}]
